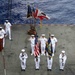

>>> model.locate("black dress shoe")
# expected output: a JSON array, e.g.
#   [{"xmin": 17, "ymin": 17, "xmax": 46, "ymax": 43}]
[
  {"xmin": 21, "ymin": 69, "xmax": 25, "ymax": 71},
  {"xmin": 59, "ymin": 69, "xmax": 64, "ymax": 71},
  {"xmin": 35, "ymin": 69, "xmax": 39, "ymax": 70},
  {"xmin": 61, "ymin": 69, "xmax": 64, "ymax": 71},
  {"xmin": 49, "ymin": 69, "xmax": 52, "ymax": 71}
]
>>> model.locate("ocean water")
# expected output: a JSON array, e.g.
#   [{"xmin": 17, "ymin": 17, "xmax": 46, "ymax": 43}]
[{"xmin": 0, "ymin": 0, "xmax": 75, "ymax": 24}]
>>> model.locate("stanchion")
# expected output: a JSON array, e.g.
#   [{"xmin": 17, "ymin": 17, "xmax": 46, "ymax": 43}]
[{"xmin": 2, "ymin": 50, "xmax": 6, "ymax": 75}]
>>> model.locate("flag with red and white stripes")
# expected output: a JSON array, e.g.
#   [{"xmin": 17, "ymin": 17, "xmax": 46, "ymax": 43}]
[
  {"xmin": 32, "ymin": 8, "xmax": 50, "ymax": 20},
  {"xmin": 34, "ymin": 43, "xmax": 40, "ymax": 57}
]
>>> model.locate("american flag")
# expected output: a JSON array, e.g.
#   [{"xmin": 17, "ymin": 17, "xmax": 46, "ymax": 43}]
[
  {"xmin": 32, "ymin": 8, "xmax": 50, "ymax": 20},
  {"xmin": 34, "ymin": 43, "xmax": 40, "ymax": 57}
]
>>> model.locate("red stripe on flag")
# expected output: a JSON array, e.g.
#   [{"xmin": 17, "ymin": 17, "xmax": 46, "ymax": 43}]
[
  {"xmin": 34, "ymin": 43, "xmax": 40, "ymax": 56},
  {"xmin": 33, "ymin": 8, "xmax": 50, "ymax": 20}
]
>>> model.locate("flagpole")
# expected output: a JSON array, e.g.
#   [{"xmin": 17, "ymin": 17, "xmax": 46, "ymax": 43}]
[
  {"xmin": 32, "ymin": 3, "xmax": 36, "ymax": 26},
  {"xmin": 40, "ymin": 20, "xmax": 42, "ymax": 28}
]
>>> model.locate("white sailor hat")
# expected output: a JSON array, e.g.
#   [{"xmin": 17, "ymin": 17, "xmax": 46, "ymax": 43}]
[
  {"xmin": 61, "ymin": 50, "xmax": 65, "ymax": 53},
  {"xmin": 51, "ymin": 34, "xmax": 54, "ymax": 36},
  {"xmin": 21, "ymin": 49, "xmax": 25, "ymax": 52},
  {"xmin": 5, "ymin": 20, "xmax": 9, "ymax": 22},
  {"xmin": 31, "ymin": 35, "xmax": 34, "ymax": 37},
  {"xmin": 0, "ymin": 27, "xmax": 2, "ymax": 29},
  {"xmin": 42, "ymin": 34, "xmax": 45, "ymax": 36}
]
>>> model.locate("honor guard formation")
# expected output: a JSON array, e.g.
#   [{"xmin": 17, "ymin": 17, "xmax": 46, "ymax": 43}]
[
  {"xmin": 19, "ymin": 32, "xmax": 67, "ymax": 71},
  {"xmin": 0, "ymin": 21, "xmax": 67, "ymax": 72}
]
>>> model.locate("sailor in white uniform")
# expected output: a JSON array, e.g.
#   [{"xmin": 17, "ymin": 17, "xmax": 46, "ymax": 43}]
[
  {"xmin": 29, "ymin": 35, "xmax": 35, "ymax": 55},
  {"xmin": 47, "ymin": 50, "xmax": 53, "ymax": 71},
  {"xmin": 50, "ymin": 34, "xmax": 57, "ymax": 56},
  {"xmin": 59, "ymin": 50, "xmax": 67, "ymax": 71},
  {"xmin": 39, "ymin": 34, "xmax": 47, "ymax": 55},
  {"xmin": 4, "ymin": 20, "xmax": 12, "ymax": 40},
  {"xmin": 0, "ymin": 27, "xmax": 6, "ymax": 48},
  {"xmin": 34, "ymin": 55, "xmax": 40, "ymax": 70},
  {"xmin": 19, "ymin": 49, "xmax": 28, "ymax": 71}
]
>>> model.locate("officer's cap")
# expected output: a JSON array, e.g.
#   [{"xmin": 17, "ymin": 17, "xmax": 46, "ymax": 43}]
[
  {"xmin": 0, "ymin": 27, "xmax": 2, "ymax": 29},
  {"xmin": 21, "ymin": 49, "xmax": 25, "ymax": 52},
  {"xmin": 5, "ymin": 20, "xmax": 9, "ymax": 22},
  {"xmin": 61, "ymin": 50, "xmax": 65, "ymax": 53}
]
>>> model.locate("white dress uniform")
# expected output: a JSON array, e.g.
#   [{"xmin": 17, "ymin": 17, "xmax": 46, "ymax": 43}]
[
  {"xmin": 29, "ymin": 35, "xmax": 35, "ymax": 55},
  {"xmin": 4, "ymin": 20, "xmax": 12, "ymax": 40},
  {"xmin": 39, "ymin": 34, "xmax": 47, "ymax": 55},
  {"xmin": 19, "ymin": 49, "xmax": 28, "ymax": 70},
  {"xmin": 51, "ymin": 34, "xmax": 57, "ymax": 56},
  {"xmin": 59, "ymin": 50, "xmax": 67, "ymax": 70},
  {"xmin": 0, "ymin": 28, "xmax": 6, "ymax": 47},
  {"xmin": 34, "ymin": 55, "xmax": 40, "ymax": 70},
  {"xmin": 47, "ymin": 55, "xmax": 53, "ymax": 70}
]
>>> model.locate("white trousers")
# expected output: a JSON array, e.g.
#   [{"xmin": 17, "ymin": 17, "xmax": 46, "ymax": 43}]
[
  {"xmin": 41, "ymin": 44, "xmax": 46, "ymax": 55},
  {"xmin": 47, "ymin": 58, "xmax": 53, "ymax": 69},
  {"xmin": 35, "ymin": 58, "xmax": 40, "ymax": 69},
  {"xmin": 59, "ymin": 60, "xmax": 66, "ymax": 69},
  {"xmin": 31, "ymin": 44, "xmax": 35, "ymax": 54},
  {"xmin": 5, "ymin": 29, "xmax": 11, "ymax": 40},
  {"xmin": 52, "ymin": 44, "xmax": 55, "ymax": 53},
  {"xmin": 21, "ymin": 60, "xmax": 26, "ymax": 70},
  {"xmin": 35, "ymin": 61, "xmax": 40, "ymax": 69}
]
